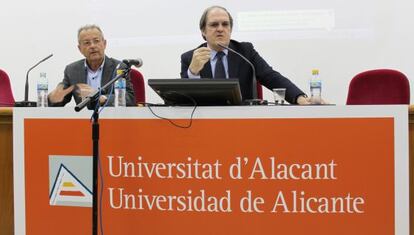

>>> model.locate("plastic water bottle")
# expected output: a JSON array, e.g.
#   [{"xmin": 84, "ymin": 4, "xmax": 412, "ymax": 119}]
[
  {"xmin": 310, "ymin": 69, "xmax": 322, "ymax": 104},
  {"xmin": 37, "ymin": 72, "xmax": 48, "ymax": 107},
  {"xmin": 114, "ymin": 77, "xmax": 126, "ymax": 107}
]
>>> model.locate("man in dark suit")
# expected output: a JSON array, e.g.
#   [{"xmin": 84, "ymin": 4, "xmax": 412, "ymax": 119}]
[
  {"xmin": 180, "ymin": 6, "xmax": 311, "ymax": 104},
  {"xmin": 48, "ymin": 25, "xmax": 135, "ymax": 106}
]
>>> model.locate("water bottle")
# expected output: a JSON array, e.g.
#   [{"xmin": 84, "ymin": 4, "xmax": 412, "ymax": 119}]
[
  {"xmin": 114, "ymin": 77, "xmax": 126, "ymax": 107},
  {"xmin": 310, "ymin": 69, "xmax": 322, "ymax": 104},
  {"xmin": 37, "ymin": 72, "xmax": 48, "ymax": 107}
]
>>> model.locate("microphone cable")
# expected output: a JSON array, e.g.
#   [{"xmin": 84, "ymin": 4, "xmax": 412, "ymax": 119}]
[
  {"xmin": 145, "ymin": 91, "xmax": 197, "ymax": 128},
  {"xmin": 88, "ymin": 87, "xmax": 108, "ymax": 235},
  {"xmin": 98, "ymin": 84, "xmax": 114, "ymax": 115},
  {"xmin": 97, "ymin": 140, "xmax": 105, "ymax": 235}
]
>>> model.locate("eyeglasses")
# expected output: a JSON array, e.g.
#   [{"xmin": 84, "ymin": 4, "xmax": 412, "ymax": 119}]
[{"xmin": 207, "ymin": 21, "xmax": 231, "ymax": 29}]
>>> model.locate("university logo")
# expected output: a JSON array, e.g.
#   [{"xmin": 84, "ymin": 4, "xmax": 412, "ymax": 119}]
[{"xmin": 49, "ymin": 155, "xmax": 92, "ymax": 207}]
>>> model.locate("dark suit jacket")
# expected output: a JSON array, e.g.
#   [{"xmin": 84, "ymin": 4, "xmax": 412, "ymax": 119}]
[
  {"xmin": 51, "ymin": 56, "xmax": 135, "ymax": 106},
  {"xmin": 180, "ymin": 40, "xmax": 305, "ymax": 104}
]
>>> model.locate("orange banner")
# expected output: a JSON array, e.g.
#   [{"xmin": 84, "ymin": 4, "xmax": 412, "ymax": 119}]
[{"xmin": 24, "ymin": 117, "xmax": 394, "ymax": 234}]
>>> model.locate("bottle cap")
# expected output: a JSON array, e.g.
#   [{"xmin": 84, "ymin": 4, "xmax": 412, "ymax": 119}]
[{"xmin": 312, "ymin": 69, "xmax": 319, "ymax": 75}]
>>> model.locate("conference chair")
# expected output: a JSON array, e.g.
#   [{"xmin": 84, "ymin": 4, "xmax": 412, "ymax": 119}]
[
  {"xmin": 0, "ymin": 69, "xmax": 15, "ymax": 107},
  {"xmin": 129, "ymin": 69, "xmax": 145, "ymax": 104},
  {"xmin": 346, "ymin": 69, "xmax": 410, "ymax": 105},
  {"xmin": 257, "ymin": 81, "xmax": 263, "ymax": 100}
]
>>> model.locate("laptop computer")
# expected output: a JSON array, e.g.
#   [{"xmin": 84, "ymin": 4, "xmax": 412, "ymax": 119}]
[{"xmin": 148, "ymin": 78, "xmax": 242, "ymax": 106}]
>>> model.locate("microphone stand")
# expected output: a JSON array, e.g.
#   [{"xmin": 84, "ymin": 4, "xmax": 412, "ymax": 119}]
[
  {"xmin": 75, "ymin": 66, "xmax": 131, "ymax": 235},
  {"xmin": 14, "ymin": 68, "xmax": 37, "ymax": 107},
  {"xmin": 217, "ymin": 44, "xmax": 263, "ymax": 105},
  {"xmin": 15, "ymin": 54, "xmax": 53, "ymax": 107}
]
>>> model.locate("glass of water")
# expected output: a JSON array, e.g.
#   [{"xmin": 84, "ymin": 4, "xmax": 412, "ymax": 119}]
[{"xmin": 272, "ymin": 88, "xmax": 286, "ymax": 105}]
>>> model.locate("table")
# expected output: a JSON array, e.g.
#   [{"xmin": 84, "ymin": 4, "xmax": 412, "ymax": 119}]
[{"xmin": 1, "ymin": 106, "xmax": 412, "ymax": 235}]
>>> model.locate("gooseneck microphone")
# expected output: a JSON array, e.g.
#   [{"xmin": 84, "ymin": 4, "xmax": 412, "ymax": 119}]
[
  {"xmin": 217, "ymin": 43, "xmax": 261, "ymax": 104},
  {"xmin": 15, "ymin": 53, "xmax": 53, "ymax": 107},
  {"xmin": 122, "ymin": 58, "xmax": 143, "ymax": 68}
]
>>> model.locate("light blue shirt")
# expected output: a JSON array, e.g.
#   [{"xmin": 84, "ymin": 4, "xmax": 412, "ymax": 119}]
[
  {"xmin": 85, "ymin": 58, "xmax": 105, "ymax": 90},
  {"xmin": 187, "ymin": 48, "xmax": 229, "ymax": 78}
]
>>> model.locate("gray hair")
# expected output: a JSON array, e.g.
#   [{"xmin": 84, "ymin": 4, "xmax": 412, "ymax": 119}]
[
  {"xmin": 199, "ymin": 6, "xmax": 233, "ymax": 40},
  {"xmin": 77, "ymin": 24, "xmax": 104, "ymax": 43}
]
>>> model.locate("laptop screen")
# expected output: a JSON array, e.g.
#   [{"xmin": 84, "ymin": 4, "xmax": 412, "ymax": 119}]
[{"xmin": 148, "ymin": 78, "xmax": 242, "ymax": 106}]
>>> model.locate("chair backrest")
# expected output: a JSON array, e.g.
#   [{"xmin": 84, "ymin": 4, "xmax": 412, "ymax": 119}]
[
  {"xmin": 0, "ymin": 69, "xmax": 15, "ymax": 106},
  {"xmin": 346, "ymin": 69, "xmax": 410, "ymax": 105},
  {"xmin": 256, "ymin": 81, "xmax": 263, "ymax": 100},
  {"xmin": 129, "ymin": 69, "xmax": 145, "ymax": 104}
]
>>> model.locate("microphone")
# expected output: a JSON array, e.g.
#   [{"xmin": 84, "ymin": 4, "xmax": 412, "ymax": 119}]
[
  {"xmin": 217, "ymin": 43, "xmax": 262, "ymax": 105},
  {"xmin": 122, "ymin": 58, "xmax": 143, "ymax": 68},
  {"xmin": 15, "ymin": 53, "xmax": 53, "ymax": 107}
]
